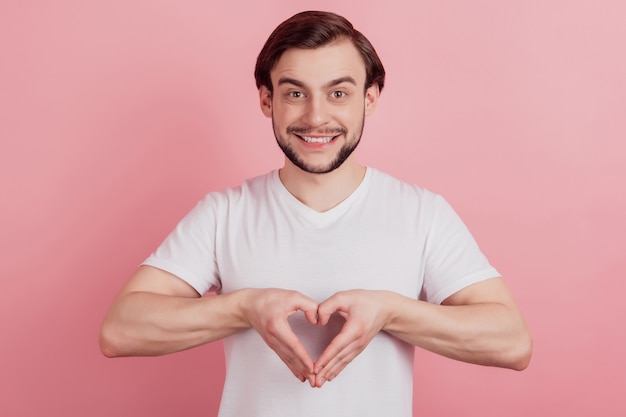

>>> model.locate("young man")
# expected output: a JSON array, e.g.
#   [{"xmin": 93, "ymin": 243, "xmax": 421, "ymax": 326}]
[{"xmin": 100, "ymin": 11, "xmax": 532, "ymax": 417}]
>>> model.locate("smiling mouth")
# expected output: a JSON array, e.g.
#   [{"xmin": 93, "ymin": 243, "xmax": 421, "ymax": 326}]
[{"xmin": 297, "ymin": 135, "xmax": 337, "ymax": 144}]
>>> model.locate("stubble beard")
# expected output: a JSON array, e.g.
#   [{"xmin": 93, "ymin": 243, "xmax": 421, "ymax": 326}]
[{"xmin": 272, "ymin": 111, "xmax": 366, "ymax": 175}]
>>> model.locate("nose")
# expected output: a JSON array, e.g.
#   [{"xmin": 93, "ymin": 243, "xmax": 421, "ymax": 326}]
[{"xmin": 301, "ymin": 95, "xmax": 330, "ymax": 127}]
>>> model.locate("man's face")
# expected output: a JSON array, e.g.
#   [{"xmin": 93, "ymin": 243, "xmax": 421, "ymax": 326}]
[{"xmin": 260, "ymin": 39, "xmax": 379, "ymax": 174}]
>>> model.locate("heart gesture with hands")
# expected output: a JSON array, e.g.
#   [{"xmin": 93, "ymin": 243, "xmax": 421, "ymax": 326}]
[{"xmin": 240, "ymin": 288, "xmax": 394, "ymax": 388}]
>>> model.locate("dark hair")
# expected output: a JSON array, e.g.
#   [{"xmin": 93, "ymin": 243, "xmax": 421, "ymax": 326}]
[{"xmin": 254, "ymin": 11, "xmax": 385, "ymax": 93}]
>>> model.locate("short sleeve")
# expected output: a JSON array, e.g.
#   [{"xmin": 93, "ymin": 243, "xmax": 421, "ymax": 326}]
[
  {"xmin": 142, "ymin": 194, "xmax": 221, "ymax": 295},
  {"xmin": 421, "ymin": 195, "xmax": 499, "ymax": 304}
]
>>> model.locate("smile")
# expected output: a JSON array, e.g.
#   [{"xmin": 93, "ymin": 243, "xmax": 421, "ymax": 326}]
[{"xmin": 297, "ymin": 135, "xmax": 336, "ymax": 144}]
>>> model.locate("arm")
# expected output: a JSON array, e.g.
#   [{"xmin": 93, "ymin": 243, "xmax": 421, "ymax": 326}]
[
  {"xmin": 385, "ymin": 277, "xmax": 532, "ymax": 369},
  {"xmin": 99, "ymin": 265, "xmax": 319, "ymax": 384},
  {"xmin": 99, "ymin": 265, "xmax": 244, "ymax": 357},
  {"xmin": 314, "ymin": 277, "xmax": 532, "ymax": 386}
]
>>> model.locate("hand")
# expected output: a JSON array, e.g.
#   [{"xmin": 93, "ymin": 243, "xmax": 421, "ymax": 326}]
[
  {"xmin": 313, "ymin": 290, "xmax": 395, "ymax": 387},
  {"xmin": 238, "ymin": 288, "xmax": 319, "ymax": 386}
]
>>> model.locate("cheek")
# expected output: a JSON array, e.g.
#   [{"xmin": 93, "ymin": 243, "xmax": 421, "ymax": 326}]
[
  {"xmin": 339, "ymin": 105, "xmax": 365, "ymax": 126},
  {"xmin": 272, "ymin": 104, "xmax": 300, "ymax": 124}
]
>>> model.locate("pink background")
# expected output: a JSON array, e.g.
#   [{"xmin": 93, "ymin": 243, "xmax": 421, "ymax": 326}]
[{"xmin": 1, "ymin": 1, "xmax": 624, "ymax": 416}]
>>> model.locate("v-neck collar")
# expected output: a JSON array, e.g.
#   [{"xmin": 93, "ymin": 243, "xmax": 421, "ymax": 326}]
[{"xmin": 270, "ymin": 168, "xmax": 372, "ymax": 227}]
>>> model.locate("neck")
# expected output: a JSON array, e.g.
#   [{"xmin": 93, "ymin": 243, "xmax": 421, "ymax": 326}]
[{"xmin": 278, "ymin": 157, "xmax": 366, "ymax": 212}]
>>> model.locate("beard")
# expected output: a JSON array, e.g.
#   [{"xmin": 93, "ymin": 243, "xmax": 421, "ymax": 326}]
[{"xmin": 272, "ymin": 112, "xmax": 365, "ymax": 174}]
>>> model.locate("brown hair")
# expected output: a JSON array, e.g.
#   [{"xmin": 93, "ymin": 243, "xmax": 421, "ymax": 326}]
[{"xmin": 254, "ymin": 11, "xmax": 385, "ymax": 93}]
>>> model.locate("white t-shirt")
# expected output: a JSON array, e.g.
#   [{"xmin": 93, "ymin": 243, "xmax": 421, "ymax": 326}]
[{"xmin": 144, "ymin": 168, "xmax": 499, "ymax": 417}]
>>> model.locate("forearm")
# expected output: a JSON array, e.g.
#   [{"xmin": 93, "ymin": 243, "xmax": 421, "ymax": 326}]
[
  {"xmin": 100, "ymin": 290, "xmax": 248, "ymax": 357},
  {"xmin": 384, "ymin": 293, "xmax": 532, "ymax": 370}
]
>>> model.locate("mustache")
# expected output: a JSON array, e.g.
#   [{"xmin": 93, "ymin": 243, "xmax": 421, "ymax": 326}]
[{"xmin": 287, "ymin": 126, "xmax": 347, "ymax": 135}]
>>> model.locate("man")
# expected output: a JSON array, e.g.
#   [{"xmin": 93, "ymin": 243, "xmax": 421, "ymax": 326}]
[{"xmin": 100, "ymin": 10, "xmax": 532, "ymax": 417}]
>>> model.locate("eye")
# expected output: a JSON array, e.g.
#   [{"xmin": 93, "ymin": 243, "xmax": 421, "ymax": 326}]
[
  {"xmin": 331, "ymin": 91, "xmax": 347, "ymax": 99},
  {"xmin": 288, "ymin": 91, "xmax": 304, "ymax": 99}
]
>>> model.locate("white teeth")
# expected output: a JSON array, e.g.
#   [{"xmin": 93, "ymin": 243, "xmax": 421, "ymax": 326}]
[{"xmin": 301, "ymin": 136, "xmax": 334, "ymax": 143}]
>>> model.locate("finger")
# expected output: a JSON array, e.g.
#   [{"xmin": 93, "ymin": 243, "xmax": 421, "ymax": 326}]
[
  {"xmin": 271, "ymin": 335, "xmax": 315, "ymax": 385},
  {"xmin": 264, "ymin": 314, "xmax": 319, "ymax": 385},
  {"xmin": 251, "ymin": 290, "xmax": 319, "ymax": 383},
  {"xmin": 302, "ymin": 307, "xmax": 318, "ymax": 325},
  {"xmin": 287, "ymin": 294, "xmax": 319, "ymax": 325},
  {"xmin": 314, "ymin": 322, "xmax": 357, "ymax": 375},
  {"xmin": 317, "ymin": 295, "xmax": 345, "ymax": 326},
  {"xmin": 314, "ymin": 314, "xmax": 376, "ymax": 387},
  {"xmin": 314, "ymin": 341, "xmax": 360, "ymax": 387},
  {"xmin": 266, "ymin": 318, "xmax": 315, "ymax": 373}
]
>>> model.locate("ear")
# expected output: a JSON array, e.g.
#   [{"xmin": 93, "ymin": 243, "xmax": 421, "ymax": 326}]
[
  {"xmin": 259, "ymin": 86, "xmax": 272, "ymax": 118},
  {"xmin": 364, "ymin": 83, "xmax": 380, "ymax": 116}
]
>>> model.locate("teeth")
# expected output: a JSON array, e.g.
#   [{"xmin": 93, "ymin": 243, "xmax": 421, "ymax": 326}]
[{"xmin": 301, "ymin": 136, "xmax": 334, "ymax": 143}]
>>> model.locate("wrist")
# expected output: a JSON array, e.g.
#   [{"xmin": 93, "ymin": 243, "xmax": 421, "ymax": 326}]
[
  {"xmin": 223, "ymin": 288, "xmax": 256, "ymax": 329},
  {"xmin": 380, "ymin": 290, "xmax": 410, "ymax": 331}
]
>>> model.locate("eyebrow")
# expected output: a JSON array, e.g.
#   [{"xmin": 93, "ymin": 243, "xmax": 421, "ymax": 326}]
[{"xmin": 277, "ymin": 76, "xmax": 357, "ymax": 89}]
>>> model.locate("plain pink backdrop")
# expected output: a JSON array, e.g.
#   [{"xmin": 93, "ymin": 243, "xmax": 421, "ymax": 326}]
[{"xmin": 1, "ymin": 1, "xmax": 624, "ymax": 416}]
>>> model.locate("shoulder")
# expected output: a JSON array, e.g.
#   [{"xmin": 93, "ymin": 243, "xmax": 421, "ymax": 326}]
[
  {"xmin": 165, "ymin": 171, "xmax": 277, "ymax": 241},
  {"xmin": 366, "ymin": 167, "xmax": 443, "ymax": 207},
  {"xmin": 198, "ymin": 170, "xmax": 276, "ymax": 209}
]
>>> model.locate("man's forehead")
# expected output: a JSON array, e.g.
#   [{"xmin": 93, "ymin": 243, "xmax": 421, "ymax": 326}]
[
  {"xmin": 270, "ymin": 40, "xmax": 367, "ymax": 87},
  {"xmin": 278, "ymin": 75, "xmax": 357, "ymax": 89}
]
